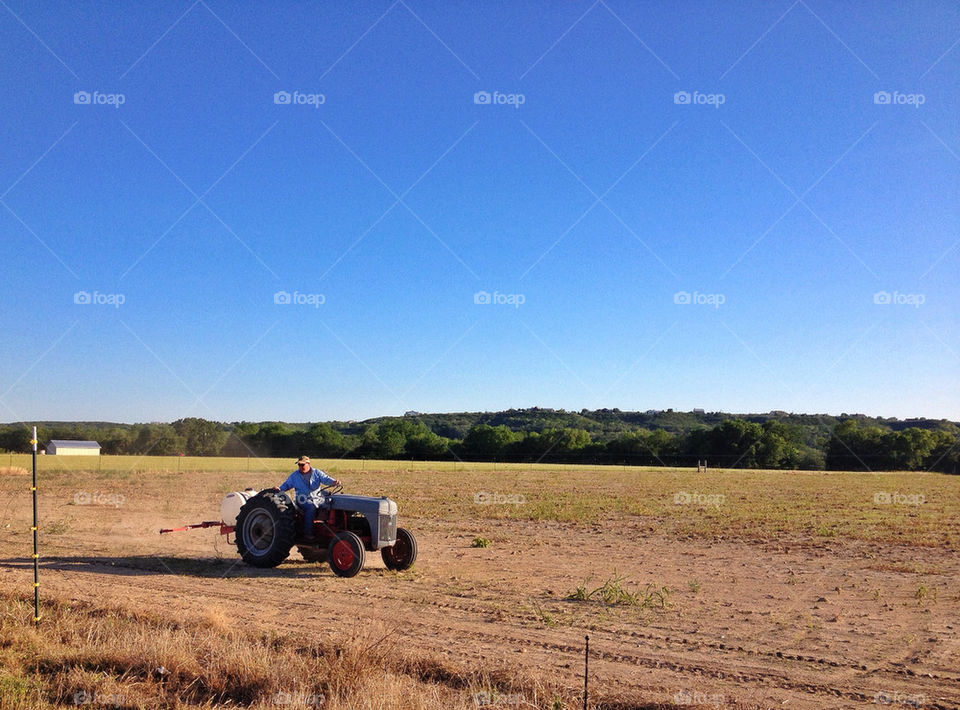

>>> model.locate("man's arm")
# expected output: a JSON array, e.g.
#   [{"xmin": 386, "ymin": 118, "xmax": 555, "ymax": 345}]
[
  {"xmin": 278, "ymin": 472, "xmax": 296, "ymax": 492},
  {"xmin": 315, "ymin": 469, "xmax": 340, "ymax": 486}
]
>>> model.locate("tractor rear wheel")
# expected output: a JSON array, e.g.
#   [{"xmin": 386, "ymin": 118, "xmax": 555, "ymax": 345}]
[
  {"xmin": 381, "ymin": 527, "xmax": 417, "ymax": 571},
  {"xmin": 235, "ymin": 490, "xmax": 296, "ymax": 568},
  {"xmin": 328, "ymin": 531, "xmax": 365, "ymax": 577}
]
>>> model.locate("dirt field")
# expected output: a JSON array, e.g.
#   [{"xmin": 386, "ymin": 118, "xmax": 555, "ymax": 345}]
[{"xmin": 1, "ymin": 462, "xmax": 958, "ymax": 708}]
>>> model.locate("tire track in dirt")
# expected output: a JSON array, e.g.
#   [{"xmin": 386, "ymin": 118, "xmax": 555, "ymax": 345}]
[
  {"xmin": 45, "ymin": 555, "xmax": 960, "ymax": 684},
  {"xmin": 13, "ymin": 558, "xmax": 959, "ymax": 710}
]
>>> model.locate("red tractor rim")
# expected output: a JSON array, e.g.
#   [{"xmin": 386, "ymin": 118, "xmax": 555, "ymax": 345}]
[{"xmin": 332, "ymin": 540, "xmax": 355, "ymax": 569}]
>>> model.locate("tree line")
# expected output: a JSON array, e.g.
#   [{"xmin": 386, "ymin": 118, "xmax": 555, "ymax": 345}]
[{"xmin": 1, "ymin": 410, "xmax": 957, "ymax": 472}]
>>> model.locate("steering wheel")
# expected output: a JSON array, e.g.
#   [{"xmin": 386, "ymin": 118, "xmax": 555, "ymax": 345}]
[{"xmin": 320, "ymin": 482, "xmax": 343, "ymax": 495}]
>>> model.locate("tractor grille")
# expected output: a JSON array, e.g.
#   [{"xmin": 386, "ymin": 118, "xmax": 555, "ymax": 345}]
[{"xmin": 379, "ymin": 514, "xmax": 397, "ymax": 543}]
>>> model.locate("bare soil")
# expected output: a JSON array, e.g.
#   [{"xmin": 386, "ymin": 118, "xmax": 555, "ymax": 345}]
[{"xmin": 0, "ymin": 470, "xmax": 957, "ymax": 709}]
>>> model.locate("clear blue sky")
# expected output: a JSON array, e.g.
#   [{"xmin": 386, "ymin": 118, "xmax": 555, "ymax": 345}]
[{"xmin": 1, "ymin": 1, "xmax": 958, "ymax": 423}]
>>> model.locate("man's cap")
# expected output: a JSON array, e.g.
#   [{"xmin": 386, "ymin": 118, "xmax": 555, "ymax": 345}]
[{"xmin": 296, "ymin": 456, "xmax": 310, "ymax": 465}]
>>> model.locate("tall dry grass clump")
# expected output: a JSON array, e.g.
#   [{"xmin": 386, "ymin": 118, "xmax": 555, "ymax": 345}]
[{"xmin": 0, "ymin": 591, "xmax": 586, "ymax": 709}]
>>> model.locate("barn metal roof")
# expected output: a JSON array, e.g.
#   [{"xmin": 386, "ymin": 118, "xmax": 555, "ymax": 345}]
[{"xmin": 48, "ymin": 440, "xmax": 101, "ymax": 447}]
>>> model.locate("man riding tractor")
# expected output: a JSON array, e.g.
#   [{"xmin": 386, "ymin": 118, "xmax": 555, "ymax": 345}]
[
  {"xmin": 163, "ymin": 455, "xmax": 416, "ymax": 577},
  {"xmin": 278, "ymin": 456, "xmax": 341, "ymax": 542}
]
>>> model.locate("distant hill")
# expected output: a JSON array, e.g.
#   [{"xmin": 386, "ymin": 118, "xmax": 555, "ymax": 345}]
[{"xmin": 2, "ymin": 409, "xmax": 957, "ymax": 472}]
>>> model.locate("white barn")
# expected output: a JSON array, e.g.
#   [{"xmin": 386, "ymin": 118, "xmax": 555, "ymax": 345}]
[{"xmin": 46, "ymin": 440, "xmax": 101, "ymax": 456}]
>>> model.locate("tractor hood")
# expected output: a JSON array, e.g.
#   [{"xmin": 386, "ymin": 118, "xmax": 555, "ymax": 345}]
[{"xmin": 329, "ymin": 494, "xmax": 397, "ymax": 518}]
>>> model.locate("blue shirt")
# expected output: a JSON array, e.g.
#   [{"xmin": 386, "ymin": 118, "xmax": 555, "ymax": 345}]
[{"xmin": 279, "ymin": 467, "xmax": 337, "ymax": 501}]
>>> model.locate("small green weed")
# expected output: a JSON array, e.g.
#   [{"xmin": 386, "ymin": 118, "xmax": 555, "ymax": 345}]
[{"xmin": 565, "ymin": 572, "xmax": 669, "ymax": 608}]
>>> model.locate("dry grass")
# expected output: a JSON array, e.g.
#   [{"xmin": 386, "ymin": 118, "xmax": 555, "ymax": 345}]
[
  {"xmin": 0, "ymin": 467, "xmax": 28, "ymax": 476},
  {"xmin": 0, "ymin": 590, "xmax": 589, "ymax": 710},
  {"xmin": 8, "ymin": 458, "xmax": 958, "ymax": 548}
]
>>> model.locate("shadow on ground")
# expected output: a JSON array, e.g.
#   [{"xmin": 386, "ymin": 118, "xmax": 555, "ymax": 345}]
[{"xmin": 0, "ymin": 555, "xmax": 346, "ymax": 579}]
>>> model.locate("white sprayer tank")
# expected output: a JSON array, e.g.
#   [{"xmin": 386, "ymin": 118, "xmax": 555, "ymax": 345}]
[{"xmin": 220, "ymin": 489, "xmax": 256, "ymax": 526}]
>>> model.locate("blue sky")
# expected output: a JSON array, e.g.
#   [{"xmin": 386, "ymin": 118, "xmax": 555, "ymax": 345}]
[{"xmin": 1, "ymin": 1, "xmax": 958, "ymax": 423}]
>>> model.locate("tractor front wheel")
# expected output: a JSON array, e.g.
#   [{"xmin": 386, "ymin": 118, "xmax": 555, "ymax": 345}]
[
  {"xmin": 381, "ymin": 527, "xmax": 417, "ymax": 571},
  {"xmin": 328, "ymin": 531, "xmax": 365, "ymax": 577}
]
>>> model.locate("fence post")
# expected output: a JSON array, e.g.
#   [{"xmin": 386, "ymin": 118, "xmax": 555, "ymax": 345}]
[
  {"xmin": 583, "ymin": 634, "xmax": 589, "ymax": 710},
  {"xmin": 31, "ymin": 426, "xmax": 39, "ymax": 624}
]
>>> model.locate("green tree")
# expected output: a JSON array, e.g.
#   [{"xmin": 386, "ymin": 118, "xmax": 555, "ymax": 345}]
[
  {"xmin": 462, "ymin": 424, "xmax": 520, "ymax": 459},
  {"xmin": 252, "ymin": 422, "xmax": 296, "ymax": 457},
  {"xmin": 172, "ymin": 418, "xmax": 228, "ymax": 456},
  {"xmin": 541, "ymin": 428, "xmax": 592, "ymax": 454},
  {"xmin": 405, "ymin": 428, "xmax": 452, "ymax": 459},
  {"xmin": 131, "ymin": 424, "xmax": 184, "ymax": 455},
  {"xmin": 306, "ymin": 423, "xmax": 349, "ymax": 457},
  {"xmin": 756, "ymin": 421, "xmax": 791, "ymax": 468},
  {"xmin": 690, "ymin": 419, "xmax": 765, "ymax": 468},
  {"xmin": 99, "ymin": 427, "xmax": 132, "ymax": 455},
  {"xmin": 883, "ymin": 428, "xmax": 938, "ymax": 470},
  {"xmin": 606, "ymin": 429, "xmax": 680, "ymax": 465},
  {"xmin": 924, "ymin": 431, "xmax": 958, "ymax": 473},
  {"xmin": 358, "ymin": 423, "xmax": 406, "ymax": 458}
]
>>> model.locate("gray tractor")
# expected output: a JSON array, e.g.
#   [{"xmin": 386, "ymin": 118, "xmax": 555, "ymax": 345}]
[{"xmin": 226, "ymin": 484, "xmax": 417, "ymax": 577}]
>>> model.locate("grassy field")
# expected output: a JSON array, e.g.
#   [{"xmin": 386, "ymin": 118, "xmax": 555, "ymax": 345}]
[
  {"xmin": 2, "ymin": 453, "xmax": 668, "ymax": 474},
  {"xmin": 5, "ymin": 454, "xmax": 957, "ymax": 548},
  {"xmin": 1, "ymin": 459, "xmax": 958, "ymax": 708}
]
